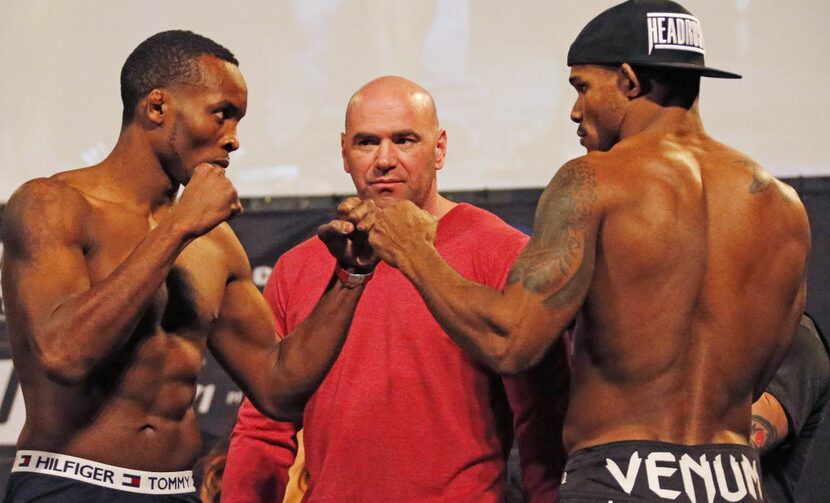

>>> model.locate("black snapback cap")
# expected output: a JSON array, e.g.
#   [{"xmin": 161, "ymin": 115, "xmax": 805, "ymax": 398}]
[{"xmin": 568, "ymin": 0, "xmax": 741, "ymax": 79}]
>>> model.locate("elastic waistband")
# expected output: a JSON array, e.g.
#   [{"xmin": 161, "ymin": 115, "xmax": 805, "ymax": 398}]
[
  {"xmin": 11, "ymin": 450, "xmax": 195, "ymax": 495},
  {"xmin": 567, "ymin": 439, "xmax": 759, "ymax": 467}
]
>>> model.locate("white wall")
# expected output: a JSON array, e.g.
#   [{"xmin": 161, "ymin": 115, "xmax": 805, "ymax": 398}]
[{"xmin": 1, "ymin": 0, "xmax": 827, "ymax": 202}]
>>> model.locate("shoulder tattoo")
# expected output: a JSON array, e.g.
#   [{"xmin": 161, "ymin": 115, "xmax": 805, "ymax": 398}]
[
  {"xmin": 735, "ymin": 159, "xmax": 771, "ymax": 195},
  {"xmin": 508, "ymin": 158, "xmax": 598, "ymax": 307}
]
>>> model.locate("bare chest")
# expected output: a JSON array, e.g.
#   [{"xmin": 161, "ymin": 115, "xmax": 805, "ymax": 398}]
[{"xmin": 82, "ymin": 207, "xmax": 229, "ymax": 339}]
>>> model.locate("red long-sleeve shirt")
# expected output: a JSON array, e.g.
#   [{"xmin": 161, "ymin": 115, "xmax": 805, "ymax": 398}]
[{"xmin": 223, "ymin": 204, "xmax": 568, "ymax": 502}]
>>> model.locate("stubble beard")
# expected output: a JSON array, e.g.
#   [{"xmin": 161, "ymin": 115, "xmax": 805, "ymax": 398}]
[{"xmin": 163, "ymin": 120, "xmax": 188, "ymax": 186}]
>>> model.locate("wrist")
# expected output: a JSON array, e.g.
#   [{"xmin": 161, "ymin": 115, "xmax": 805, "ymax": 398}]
[
  {"xmin": 334, "ymin": 263, "xmax": 374, "ymax": 288},
  {"xmin": 397, "ymin": 242, "xmax": 432, "ymax": 280},
  {"xmin": 336, "ymin": 258, "xmax": 376, "ymax": 275},
  {"xmin": 157, "ymin": 217, "xmax": 196, "ymax": 245}
]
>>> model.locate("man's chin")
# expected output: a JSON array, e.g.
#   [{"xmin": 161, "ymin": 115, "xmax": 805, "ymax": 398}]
[
  {"xmin": 581, "ymin": 139, "xmax": 598, "ymax": 153},
  {"xmin": 584, "ymin": 143, "xmax": 610, "ymax": 154},
  {"xmin": 373, "ymin": 195, "xmax": 403, "ymax": 208},
  {"xmin": 368, "ymin": 189, "xmax": 407, "ymax": 208},
  {"xmin": 371, "ymin": 192, "xmax": 406, "ymax": 208}
]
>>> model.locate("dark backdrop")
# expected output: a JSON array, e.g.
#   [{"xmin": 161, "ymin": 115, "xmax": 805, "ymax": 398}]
[{"xmin": 0, "ymin": 181, "xmax": 827, "ymax": 499}]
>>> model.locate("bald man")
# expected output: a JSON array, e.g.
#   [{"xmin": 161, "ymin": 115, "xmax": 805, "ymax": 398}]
[{"xmin": 222, "ymin": 76, "xmax": 568, "ymax": 503}]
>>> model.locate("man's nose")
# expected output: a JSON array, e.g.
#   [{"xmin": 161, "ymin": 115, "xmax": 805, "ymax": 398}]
[
  {"xmin": 222, "ymin": 126, "xmax": 240, "ymax": 152},
  {"xmin": 375, "ymin": 140, "xmax": 397, "ymax": 170},
  {"xmin": 570, "ymin": 99, "xmax": 582, "ymax": 124}
]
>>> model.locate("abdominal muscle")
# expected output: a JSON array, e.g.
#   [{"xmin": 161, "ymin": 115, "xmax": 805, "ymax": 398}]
[
  {"xmin": 64, "ymin": 398, "xmax": 203, "ymax": 471},
  {"xmin": 18, "ymin": 331, "xmax": 208, "ymax": 471}
]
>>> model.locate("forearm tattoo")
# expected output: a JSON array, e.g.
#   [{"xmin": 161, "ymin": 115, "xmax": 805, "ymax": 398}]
[
  {"xmin": 508, "ymin": 159, "xmax": 597, "ymax": 307},
  {"xmin": 750, "ymin": 414, "xmax": 779, "ymax": 454}
]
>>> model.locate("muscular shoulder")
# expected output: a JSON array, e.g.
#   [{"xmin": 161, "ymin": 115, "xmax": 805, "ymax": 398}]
[
  {"xmin": 2, "ymin": 177, "xmax": 91, "ymax": 257},
  {"xmin": 759, "ymin": 171, "xmax": 808, "ymax": 240},
  {"xmin": 725, "ymin": 153, "xmax": 809, "ymax": 240},
  {"xmin": 204, "ymin": 223, "xmax": 254, "ymax": 281},
  {"xmin": 535, "ymin": 156, "xmax": 603, "ymax": 233},
  {"xmin": 719, "ymin": 148, "xmax": 786, "ymax": 197}
]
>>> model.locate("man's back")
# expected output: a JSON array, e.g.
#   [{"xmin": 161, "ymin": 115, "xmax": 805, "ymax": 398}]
[{"xmin": 567, "ymin": 126, "xmax": 810, "ymax": 451}]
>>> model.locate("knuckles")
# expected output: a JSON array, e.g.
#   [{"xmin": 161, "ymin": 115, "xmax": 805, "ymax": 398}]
[{"xmin": 337, "ymin": 196, "xmax": 362, "ymax": 215}]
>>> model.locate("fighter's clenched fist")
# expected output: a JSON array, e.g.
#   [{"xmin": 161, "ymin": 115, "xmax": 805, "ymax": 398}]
[
  {"xmin": 318, "ymin": 196, "xmax": 379, "ymax": 273},
  {"xmin": 366, "ymin": 200, "xmax": 437, "ymax": 270},
  {"xmin": 172, "ymin": 162, "xmax": 243, "ymax": 237}
]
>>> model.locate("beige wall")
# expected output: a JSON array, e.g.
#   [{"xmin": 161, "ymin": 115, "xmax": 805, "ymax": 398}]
[{"xmin": 1, "ymin": 0, "xmax": 827, "ymax": 201}]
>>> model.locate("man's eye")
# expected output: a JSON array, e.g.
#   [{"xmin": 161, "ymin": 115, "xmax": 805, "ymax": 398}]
[{"xmin": 397, "ymin": 137, "xmax": 415, "ymax": 144}]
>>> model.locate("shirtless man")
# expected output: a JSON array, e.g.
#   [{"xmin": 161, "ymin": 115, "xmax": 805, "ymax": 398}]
[
  {"xmin": 348, "ymin": 1, "xmax": 811, "ymax": 501},
  {"xmin": 1, "ymin": 30, "xmax": 369, "ymax": 502}
]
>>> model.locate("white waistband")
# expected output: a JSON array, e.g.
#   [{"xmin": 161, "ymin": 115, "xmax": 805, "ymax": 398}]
[{"xmin": 11, "ymin": 450, "xmax": 196, "ymax": 495}]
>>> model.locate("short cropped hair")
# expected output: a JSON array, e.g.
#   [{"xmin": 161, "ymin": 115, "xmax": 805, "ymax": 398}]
[
  {"xmin": 631, "ymin": 65, "xmax": 701, "ymax": 108},
  {"xmin": 120, "ymin": 30, "xmax": 238, "ymax": 123}
]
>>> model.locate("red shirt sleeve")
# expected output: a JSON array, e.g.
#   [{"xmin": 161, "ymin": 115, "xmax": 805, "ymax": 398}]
[{"xmin": 223, "ymin": 399, "xmax": 299, "ymax": 502}]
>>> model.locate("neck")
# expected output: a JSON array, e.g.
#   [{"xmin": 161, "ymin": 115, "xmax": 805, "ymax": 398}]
[
  {"xmin": 425, "ymin": 194, "xmax": 458, "ymax": 220},
  {"xmin": 619, "ymin": 97, "xmax": 705, "ymax": 141},
  {"xmin": 96, "ymin": 125, "xmax": 179, "ymax": 212},
  {"xmin": 419, "ymin": 179, "xmax": 457, "ymax": 219}
]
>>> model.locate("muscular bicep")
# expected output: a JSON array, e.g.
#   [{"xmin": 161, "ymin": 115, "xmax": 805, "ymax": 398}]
[
  {"xmin": 505, "ymin": 158, "xmax": 600, "ymax": 341},
  {"xmin": 1, "ymin": 180, "xmax": 91, "ymax": 335},
  {"xmin": 206, "ymin": 225, "xmax": 305, "ymax": 418},
  {"xmin": 208, "ymin": 267, "xmax": 280, "ymax": 386}
]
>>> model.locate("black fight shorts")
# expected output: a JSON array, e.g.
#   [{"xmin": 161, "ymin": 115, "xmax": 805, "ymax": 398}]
[{"xmin": 559, "ymin": 440, "xmax": 764, "ymax": 502}]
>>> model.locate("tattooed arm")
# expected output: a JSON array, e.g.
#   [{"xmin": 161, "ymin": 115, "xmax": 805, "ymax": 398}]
[
  {"xmin": 750, "ymin": 314, "xmax": 828, "ymax": 456},
  {"xmin": 366, "ymin": 158, "xmax": 602, "ymax": 374},
  {"xmin": 751, "ymin": 393, "xmax": 788, "ymax": 455}
]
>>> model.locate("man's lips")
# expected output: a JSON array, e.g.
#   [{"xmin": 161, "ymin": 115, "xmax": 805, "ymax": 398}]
[
  {"xmin": 370, "ymin": 179, "xmax": 403, "ymax": 188},
  {"xmin": 210, "ymin": 159, "xmax": 230, "ymax": 169},
  {"xmin": 577, "ymin": 129, "xmax": 588, "ymax": 146}
]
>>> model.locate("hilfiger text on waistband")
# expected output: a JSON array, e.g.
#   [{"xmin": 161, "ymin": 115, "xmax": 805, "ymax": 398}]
[{"xmin": 12, "ymin": 450, "xmax": 196, "ymax": 495}]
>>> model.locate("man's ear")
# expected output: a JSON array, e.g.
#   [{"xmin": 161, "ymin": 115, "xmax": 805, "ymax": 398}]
[
  {"xmin": 142, "ymin": 89, "xmax": 166, "ymax": 126},
  {"xmin": 618, "ymin": 63, "xmax": 643, "ymax": 99},
  {"xmin": 341, "ymin": 132, "xmax": 351, "ymax": 174},
  {"xmin": 434, "ymin": 129, "xmax": 447, "ymax": 171}
]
